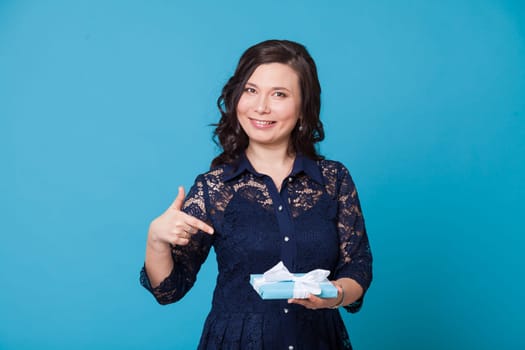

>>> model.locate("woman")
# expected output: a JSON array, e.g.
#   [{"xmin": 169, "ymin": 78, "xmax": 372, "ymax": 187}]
[{"xmin": 141, "ymin": 39, "xmax": 372, "ymax": 349}]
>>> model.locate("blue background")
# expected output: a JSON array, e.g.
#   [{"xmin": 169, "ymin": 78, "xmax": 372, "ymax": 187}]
[{"xmin": 1, "ymin": 0, "xmax": 524, "ymax": 349}]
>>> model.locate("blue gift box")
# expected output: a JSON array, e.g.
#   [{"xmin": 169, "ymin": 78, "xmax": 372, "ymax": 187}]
[{"xmin": 249, "ymin": 273, "xmax": 338, "ymax": 300}]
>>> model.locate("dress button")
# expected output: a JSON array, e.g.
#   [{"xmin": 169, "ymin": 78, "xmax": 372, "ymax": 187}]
[
  {"xmin": 278, "ymin": 205, "xmax": 283, "ymax": 211},
  {"xmin": 284, "ymin": 236, "xmax": 290, "ymax": 242},
  {"xmin": 288, "ymin": 346, "xmax": 294, "ymax": 350},
  {"xmin": 283, "ymin": 308, "xmax": 289, "ymax": 314}
]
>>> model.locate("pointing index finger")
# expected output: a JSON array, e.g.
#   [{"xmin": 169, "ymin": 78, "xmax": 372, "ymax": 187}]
[{"xmin": 186, "ymin": 216, "xmax": 214, "ymax": 235}]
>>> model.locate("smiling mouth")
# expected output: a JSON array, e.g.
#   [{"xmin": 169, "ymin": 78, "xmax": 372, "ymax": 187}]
[{"xmin": 250, "ymin": 118, "xmax": 276, "ymax": 127}]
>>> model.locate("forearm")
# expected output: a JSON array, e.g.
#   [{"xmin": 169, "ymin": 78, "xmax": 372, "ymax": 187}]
[{"xmin": 144, "ymin": 234, "xmax": 174, "ymax": 288}]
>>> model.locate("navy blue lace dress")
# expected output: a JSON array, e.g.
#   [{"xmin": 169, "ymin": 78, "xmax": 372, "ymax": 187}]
[{"xmin": 140, "ymin": 154, "xmax": 372, "ymax": 349}]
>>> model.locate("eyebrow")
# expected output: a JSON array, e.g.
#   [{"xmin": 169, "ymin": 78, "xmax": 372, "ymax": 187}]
[{"xmin": 245, "ymin": 82, "xmax": 292, "ymax": 92}]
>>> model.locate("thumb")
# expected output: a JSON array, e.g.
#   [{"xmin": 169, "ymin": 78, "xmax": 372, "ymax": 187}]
[{"xmin": 170, "ymin": 186, "xmax": 185, "ymax": 211}]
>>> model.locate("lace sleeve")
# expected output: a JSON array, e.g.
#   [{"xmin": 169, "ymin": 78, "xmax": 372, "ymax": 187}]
[
  {"xmin": 333, "ymin": 164, "xmax": 373, "ymax": 313},
  {"xmin": 140, "ymin": 175, "xmax": 214, "ymax": 305}
]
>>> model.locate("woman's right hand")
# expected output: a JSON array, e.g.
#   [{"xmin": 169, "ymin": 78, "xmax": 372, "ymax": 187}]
[{"xmin": 147, "ymin": 186, "xmax": 214, "ymax": 253}]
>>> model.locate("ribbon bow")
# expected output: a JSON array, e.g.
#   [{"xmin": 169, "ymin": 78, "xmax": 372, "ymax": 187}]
[{"xmin": 252, "ymin": 261, "xmax": 330, "ymax": 299}]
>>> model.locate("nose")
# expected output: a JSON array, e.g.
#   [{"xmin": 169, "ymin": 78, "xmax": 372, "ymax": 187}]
[{"xmin": 255, "ymin": 95, "xmax": 270, "ymax": 114}]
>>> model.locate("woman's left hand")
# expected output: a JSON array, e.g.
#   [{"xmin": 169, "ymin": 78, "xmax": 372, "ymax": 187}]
[{"xmin": 287, "ymin": 282, "xmax": 343, "ymax": 310}]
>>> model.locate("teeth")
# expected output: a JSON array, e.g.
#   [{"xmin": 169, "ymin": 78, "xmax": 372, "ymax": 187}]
[{"xmin": 254, "ymin": 120, "xmax": 274, "ymax": 126}]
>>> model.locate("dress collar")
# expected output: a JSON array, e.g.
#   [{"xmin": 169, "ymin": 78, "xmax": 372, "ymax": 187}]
[{"xmin": 222, "ymin": 153, "xmax": 324, "ymax": 185}]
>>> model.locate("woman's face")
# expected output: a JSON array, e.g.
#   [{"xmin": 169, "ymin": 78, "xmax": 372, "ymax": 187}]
[{"xmin": 236, "ymin": 63, "xmax": 302, "ymax": 151}]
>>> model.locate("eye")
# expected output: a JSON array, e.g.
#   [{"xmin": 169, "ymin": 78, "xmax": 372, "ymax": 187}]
[
  {"xmin": 244, "ymin": 87, "xmax": 257, "ymax": 94},
  {"xmin": 273, "ymin": 91, "xmax": 287, "ymax": 97}
]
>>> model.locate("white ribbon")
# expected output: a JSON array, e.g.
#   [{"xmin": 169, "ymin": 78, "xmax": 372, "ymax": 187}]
[{"xmin": 252, "ymin": 261, "xmax": 330, "ymax": 299}]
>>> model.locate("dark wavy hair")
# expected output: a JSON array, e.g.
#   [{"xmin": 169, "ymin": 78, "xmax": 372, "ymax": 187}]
[{"xmin": 211, "ymin": 39, "xmax": 325, "ymax": 168}]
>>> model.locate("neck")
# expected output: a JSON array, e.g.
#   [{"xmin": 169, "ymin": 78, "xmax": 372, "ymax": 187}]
[
  {"xmin": 245, "ymin": 144, "xmax": 295, "ymax": 169},
  {"xmin": 245, "ymin": 144, "xmax": 296, "ymax": 191}
]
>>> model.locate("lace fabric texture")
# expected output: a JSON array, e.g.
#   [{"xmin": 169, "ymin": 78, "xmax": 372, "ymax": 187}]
[{"xmin": 140, "ymin": 156, "xmax": 372, "ymax": 349}]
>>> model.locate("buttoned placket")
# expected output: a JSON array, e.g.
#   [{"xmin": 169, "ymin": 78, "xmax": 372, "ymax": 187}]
[{"xmin": 263, "ymin": 175, "xmax": 297, "ymax": 350}]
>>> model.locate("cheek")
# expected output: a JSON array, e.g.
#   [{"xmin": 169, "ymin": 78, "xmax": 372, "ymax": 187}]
[
  {"xmin": 236, "ymin": 100, "xmax": 250, "ymax": 131},
  {"xmin": 236, "ymin": 96, "xmax": 250, "ymax": 116},
  {"xmin": 276, "ymin": 103, "xmax": 300, "ymax": 120}
]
